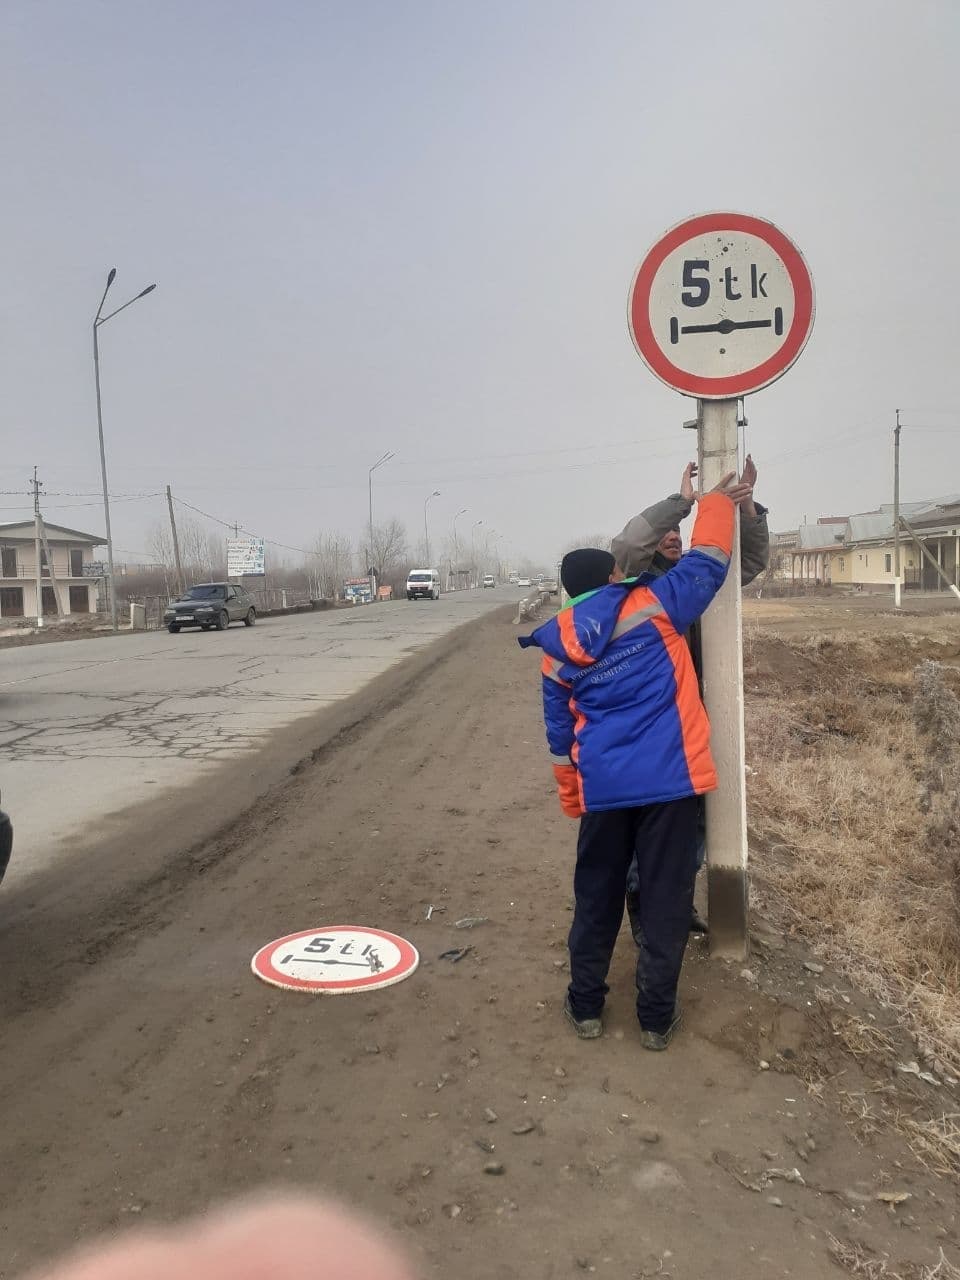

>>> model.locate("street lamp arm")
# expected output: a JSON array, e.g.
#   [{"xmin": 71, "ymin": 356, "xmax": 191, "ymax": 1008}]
[
  {"xmin": 97, "ymin": 284, "xmax": 158, "ymax": 326},
  {"xmin": 94, "ymin": 268, "xmax": 117, "ymax": 323}
]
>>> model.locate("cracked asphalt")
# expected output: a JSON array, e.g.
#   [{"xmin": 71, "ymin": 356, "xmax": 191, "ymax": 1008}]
[{"xmin": 0, "ymin": 588, "xmax": 516, "ymax": 884}]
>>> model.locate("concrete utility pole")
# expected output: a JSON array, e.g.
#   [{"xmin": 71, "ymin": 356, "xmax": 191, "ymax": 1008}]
[
  {"xmin": 33, "ymin": 467, "xmax": 44, "ymax": 629},
  {"xmin": 893, "ymin": 409, "xmax": 902, "ymax": 608},
  {"xmin": 37, "ymin": 515, "xmax": 63, "ymax": 618},
  {"xmin": 698, "ymin": 399, "xmax": 749, "ymax": 960},
  {"xmin": 166, "ymin": 485, "xmax": 184, "ymax": 596}
]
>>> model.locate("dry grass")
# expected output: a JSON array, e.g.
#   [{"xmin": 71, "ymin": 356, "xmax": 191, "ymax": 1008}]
[
  {"xmin": 897, "ymin": 1113, "xmax": 960, "ymax": 1178},
  {"xmin": 828, "ymin": 1236, "xmax": 960, "ymax": 1280},
  {"xmin": 745, "ymin": 630, "xmax": 960, "ymax": 1082}
]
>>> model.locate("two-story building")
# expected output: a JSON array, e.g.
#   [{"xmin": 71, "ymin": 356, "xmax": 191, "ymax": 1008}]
[{"xmin": 0, "ymin": 522, "xmax": 106, "ymax": 619}]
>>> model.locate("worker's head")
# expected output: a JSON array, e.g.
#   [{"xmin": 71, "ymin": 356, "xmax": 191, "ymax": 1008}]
[
  {"xmin": 656, "ymin": 526, "xmax": 683, "ymax": 563},
  {"xmin": 560, "ymin": 549, "xmax": 622, "ymax": 599}
]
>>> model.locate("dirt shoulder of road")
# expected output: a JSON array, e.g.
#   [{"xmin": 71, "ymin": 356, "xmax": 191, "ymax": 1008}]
[{"xmin": 0, "ymin": 604, "xmax": 957, "ymax": 1280}]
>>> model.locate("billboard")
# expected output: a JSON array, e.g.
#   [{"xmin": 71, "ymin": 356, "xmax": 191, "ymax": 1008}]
[
  {"xmin": 227, "ymin": 537, "xmax": 266, "ymax": 577},
  {"xmin": 343, "ymin": 576, "xmax": 373, "ymax": 604}
]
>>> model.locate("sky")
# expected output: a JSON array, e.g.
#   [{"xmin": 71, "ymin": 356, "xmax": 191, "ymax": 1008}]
[{"xmin": 2, "ymin": 0, "xmax": 959, "ymax": 570}]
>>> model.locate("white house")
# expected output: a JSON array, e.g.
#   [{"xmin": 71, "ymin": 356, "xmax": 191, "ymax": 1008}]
[{"xmin": 0, "ymin": 522, "xmax": 106, "ymax": 619}]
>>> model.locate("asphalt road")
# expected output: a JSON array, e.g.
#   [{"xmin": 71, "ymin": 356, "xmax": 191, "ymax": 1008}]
[{"xmin": 0, "ymin": 587, "xmax": 518, "ymax": 884}]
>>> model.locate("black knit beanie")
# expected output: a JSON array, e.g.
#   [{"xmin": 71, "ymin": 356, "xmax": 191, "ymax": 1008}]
[{"xmin": 560, "ymin": 549, "xmax": 616, "ymax": 599}]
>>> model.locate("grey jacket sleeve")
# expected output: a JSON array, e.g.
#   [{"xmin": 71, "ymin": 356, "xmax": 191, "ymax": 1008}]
[
  {"xmin": 611, "ymin": 494, "xmax": 693, "ymax": 578},
  {"xmin": 739, "ymin": 503, "xmax": 770, "ymax": 586}
]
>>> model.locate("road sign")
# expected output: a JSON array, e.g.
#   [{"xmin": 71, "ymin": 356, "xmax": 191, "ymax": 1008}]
[
  {"xmin": 227, "ymin": 537, "xmax": 265, "ymax": 577},
  {"xmin": 251, "ymin": 925, "xmax": 419, "ymax": 994},
  {"xmin": 628, "ymin": 212, "xmax": 815, "ymax": 399}
]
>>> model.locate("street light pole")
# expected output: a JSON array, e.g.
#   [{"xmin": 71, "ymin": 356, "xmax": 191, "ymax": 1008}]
[
  {"xmin": 94, "ymin": 269, "xmax": 157, "ymax": 633},
  {"xmin": 423, "ymin": 489, "xmax": 440, "ymax": 565},
  {"xmin": 452, "ymin": 508, "xmax": 467, "ymax": 589},
  {"xmin": 367, "ymin": 450, "xmax": 395, "ymax": 595},
  {"xmin": 470, "ymin": 519, "xmax": 483, "ymax": 588}
]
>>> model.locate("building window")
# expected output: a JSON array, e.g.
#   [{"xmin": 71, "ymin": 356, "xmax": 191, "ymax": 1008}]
[
  {"xmin": 838, "ymin": 558, "xmax": 845, "ymax": 571},
  {"xmin": 885, "ymin": 554, "xmax": 892, "ymax": 572},
  {"xmin": 1, "ymin": 547, "xmax": 16, "ymax": 578},
  {"xmin": 865, "ymin": 554, "xmax": 869, "ymax": 567},
  {"xmin": 69, "ymin": 548, "xmax": 84, "ymax": 577}
]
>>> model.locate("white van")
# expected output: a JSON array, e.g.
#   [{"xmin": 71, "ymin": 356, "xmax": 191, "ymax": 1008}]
[{"xmin": 406, "ymin": 568, "xmax": 441, "ymax": 601}]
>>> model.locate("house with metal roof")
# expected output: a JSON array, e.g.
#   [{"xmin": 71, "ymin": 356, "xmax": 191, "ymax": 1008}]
[{"xmin": 830, "ymin": 497, "xmax": 960, "ymax": 591}]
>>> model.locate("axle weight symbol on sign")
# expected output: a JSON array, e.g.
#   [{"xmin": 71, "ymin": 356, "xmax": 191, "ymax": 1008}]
[{"xmin": 629, "ymin": 212, "xmax": 814, "ymax": 399}]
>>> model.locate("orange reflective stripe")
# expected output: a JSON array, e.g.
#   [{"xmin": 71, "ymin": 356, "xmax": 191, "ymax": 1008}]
[
  {"xmin": 569, "ymin": 697, "xmax": 588, "ymax": 811},
  {"xmin": 649, "ymin": 612, "xmax": 717, "ymax": 794},
  {"xmin": 690, "ymin": 492, "xmax": 734, "ymax": 558},
  {"xmin": 558, "ymin": 608, "xmax": 595, "ymax": 666},
  {"xmin": 615, "ymin": 583, "xmax": 661, "ymax": 626}
]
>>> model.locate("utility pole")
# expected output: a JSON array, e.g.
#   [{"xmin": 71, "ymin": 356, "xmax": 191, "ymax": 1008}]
[
  {"xmin": 166, "ymin": 485, "xmax": 184, "ymax": 596},
  {"xmin": 37, "ymin": 514, "xmax": 63, "ymax": 619},
  {"xmin": 894, "ymin": 409, "xmax": 902, "ymax": 609},
  {"xmin": 33, "ymin": 467, "xmax": 44, "ymax": 629}
]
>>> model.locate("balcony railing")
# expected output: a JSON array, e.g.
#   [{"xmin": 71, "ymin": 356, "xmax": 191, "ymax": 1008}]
[{"xmin": 0, "ymin": 564, "xmax": 99, "ymax": 580}]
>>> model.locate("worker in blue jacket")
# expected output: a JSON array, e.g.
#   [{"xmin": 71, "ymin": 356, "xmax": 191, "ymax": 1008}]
[{"xmin": 519, "ymin": 480, "xmax": 739, "ymax": 1050}]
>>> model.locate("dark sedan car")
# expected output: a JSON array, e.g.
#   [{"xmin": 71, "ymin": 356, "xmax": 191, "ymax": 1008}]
[{"xmin": 164, "ymin": 583, "xmax": 257, "ymax": 633}]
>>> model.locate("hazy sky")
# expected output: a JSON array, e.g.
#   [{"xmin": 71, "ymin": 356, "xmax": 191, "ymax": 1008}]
[{"xmin": 2, "ymin": 0, "xmax": 958, "ymax": 568}]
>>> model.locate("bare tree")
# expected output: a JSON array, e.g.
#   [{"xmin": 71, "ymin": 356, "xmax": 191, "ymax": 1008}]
[
  {"xmin": 365, "ymin": 519, "xmax": 409, "ymax": 588},
  {"xmin": 311, "ymin": 532, "xmax": 355, "ymax": 600},
  {"xmin": 175, "ymin": 518, "xmax": 225, "ymax": 582},
  {"xmin": 148, "ymin": 522, "xmax": 174, "ymax": 570},
  {"xmin": 562, "ymin": 533, "xmax": 612, "ymax": 555}
]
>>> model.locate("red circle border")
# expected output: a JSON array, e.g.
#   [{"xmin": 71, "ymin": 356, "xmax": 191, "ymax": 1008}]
[
  {"xmin": 628, "ymin": 212, "xmax": 815, "ymax": 398},
  {"xmin": 252, "ymin": 925, "xmax": 419, "ymax": 992}
]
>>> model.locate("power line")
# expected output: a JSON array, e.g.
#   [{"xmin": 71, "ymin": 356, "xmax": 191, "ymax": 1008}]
[{"xmin": 172, "ymin": 495, "xmax": 313, "ymax": 557}]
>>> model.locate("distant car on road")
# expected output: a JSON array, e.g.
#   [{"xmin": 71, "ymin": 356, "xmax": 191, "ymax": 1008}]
[
  {"xmin": 517, "ymin": 576, "xmax": 531, "ymax": 588},
  {"xmin": 164, "ymin": 583, "xmax": 257, "ymax": 633},
  {"xmin": 482, "ymin": 574, "xmax": 496, "ymax": 589},
  {"xmin": 0, "ymin": 791, "xmax": 11, "ymax": 887}
]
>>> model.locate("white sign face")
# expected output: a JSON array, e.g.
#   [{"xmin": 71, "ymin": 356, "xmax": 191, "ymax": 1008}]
[
  {"xmin": 252, "ymin": 926, "xmax": 419, "ymax": 995},
  {"xmin": 629, "ymin": 212, "xmax": 814, "ymax": 399},
  {"xmin": 227, "ymin": 537, "xmax": 265, "ymax": 577}
]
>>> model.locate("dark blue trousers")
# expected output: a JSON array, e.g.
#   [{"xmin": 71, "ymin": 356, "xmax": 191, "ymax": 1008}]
[{"xmin": 567, "ymin": 797, "xmax": 699, "ymax": 1033}]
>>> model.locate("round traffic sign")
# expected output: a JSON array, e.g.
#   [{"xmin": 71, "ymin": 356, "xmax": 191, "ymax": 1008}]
[
  {"xmin": 251, "ymin": 926, "xmax": 419, "ymax": 995},
  {"xmin": 628, "ymin": 212, "xmax": 814, "ymax": 399}
]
